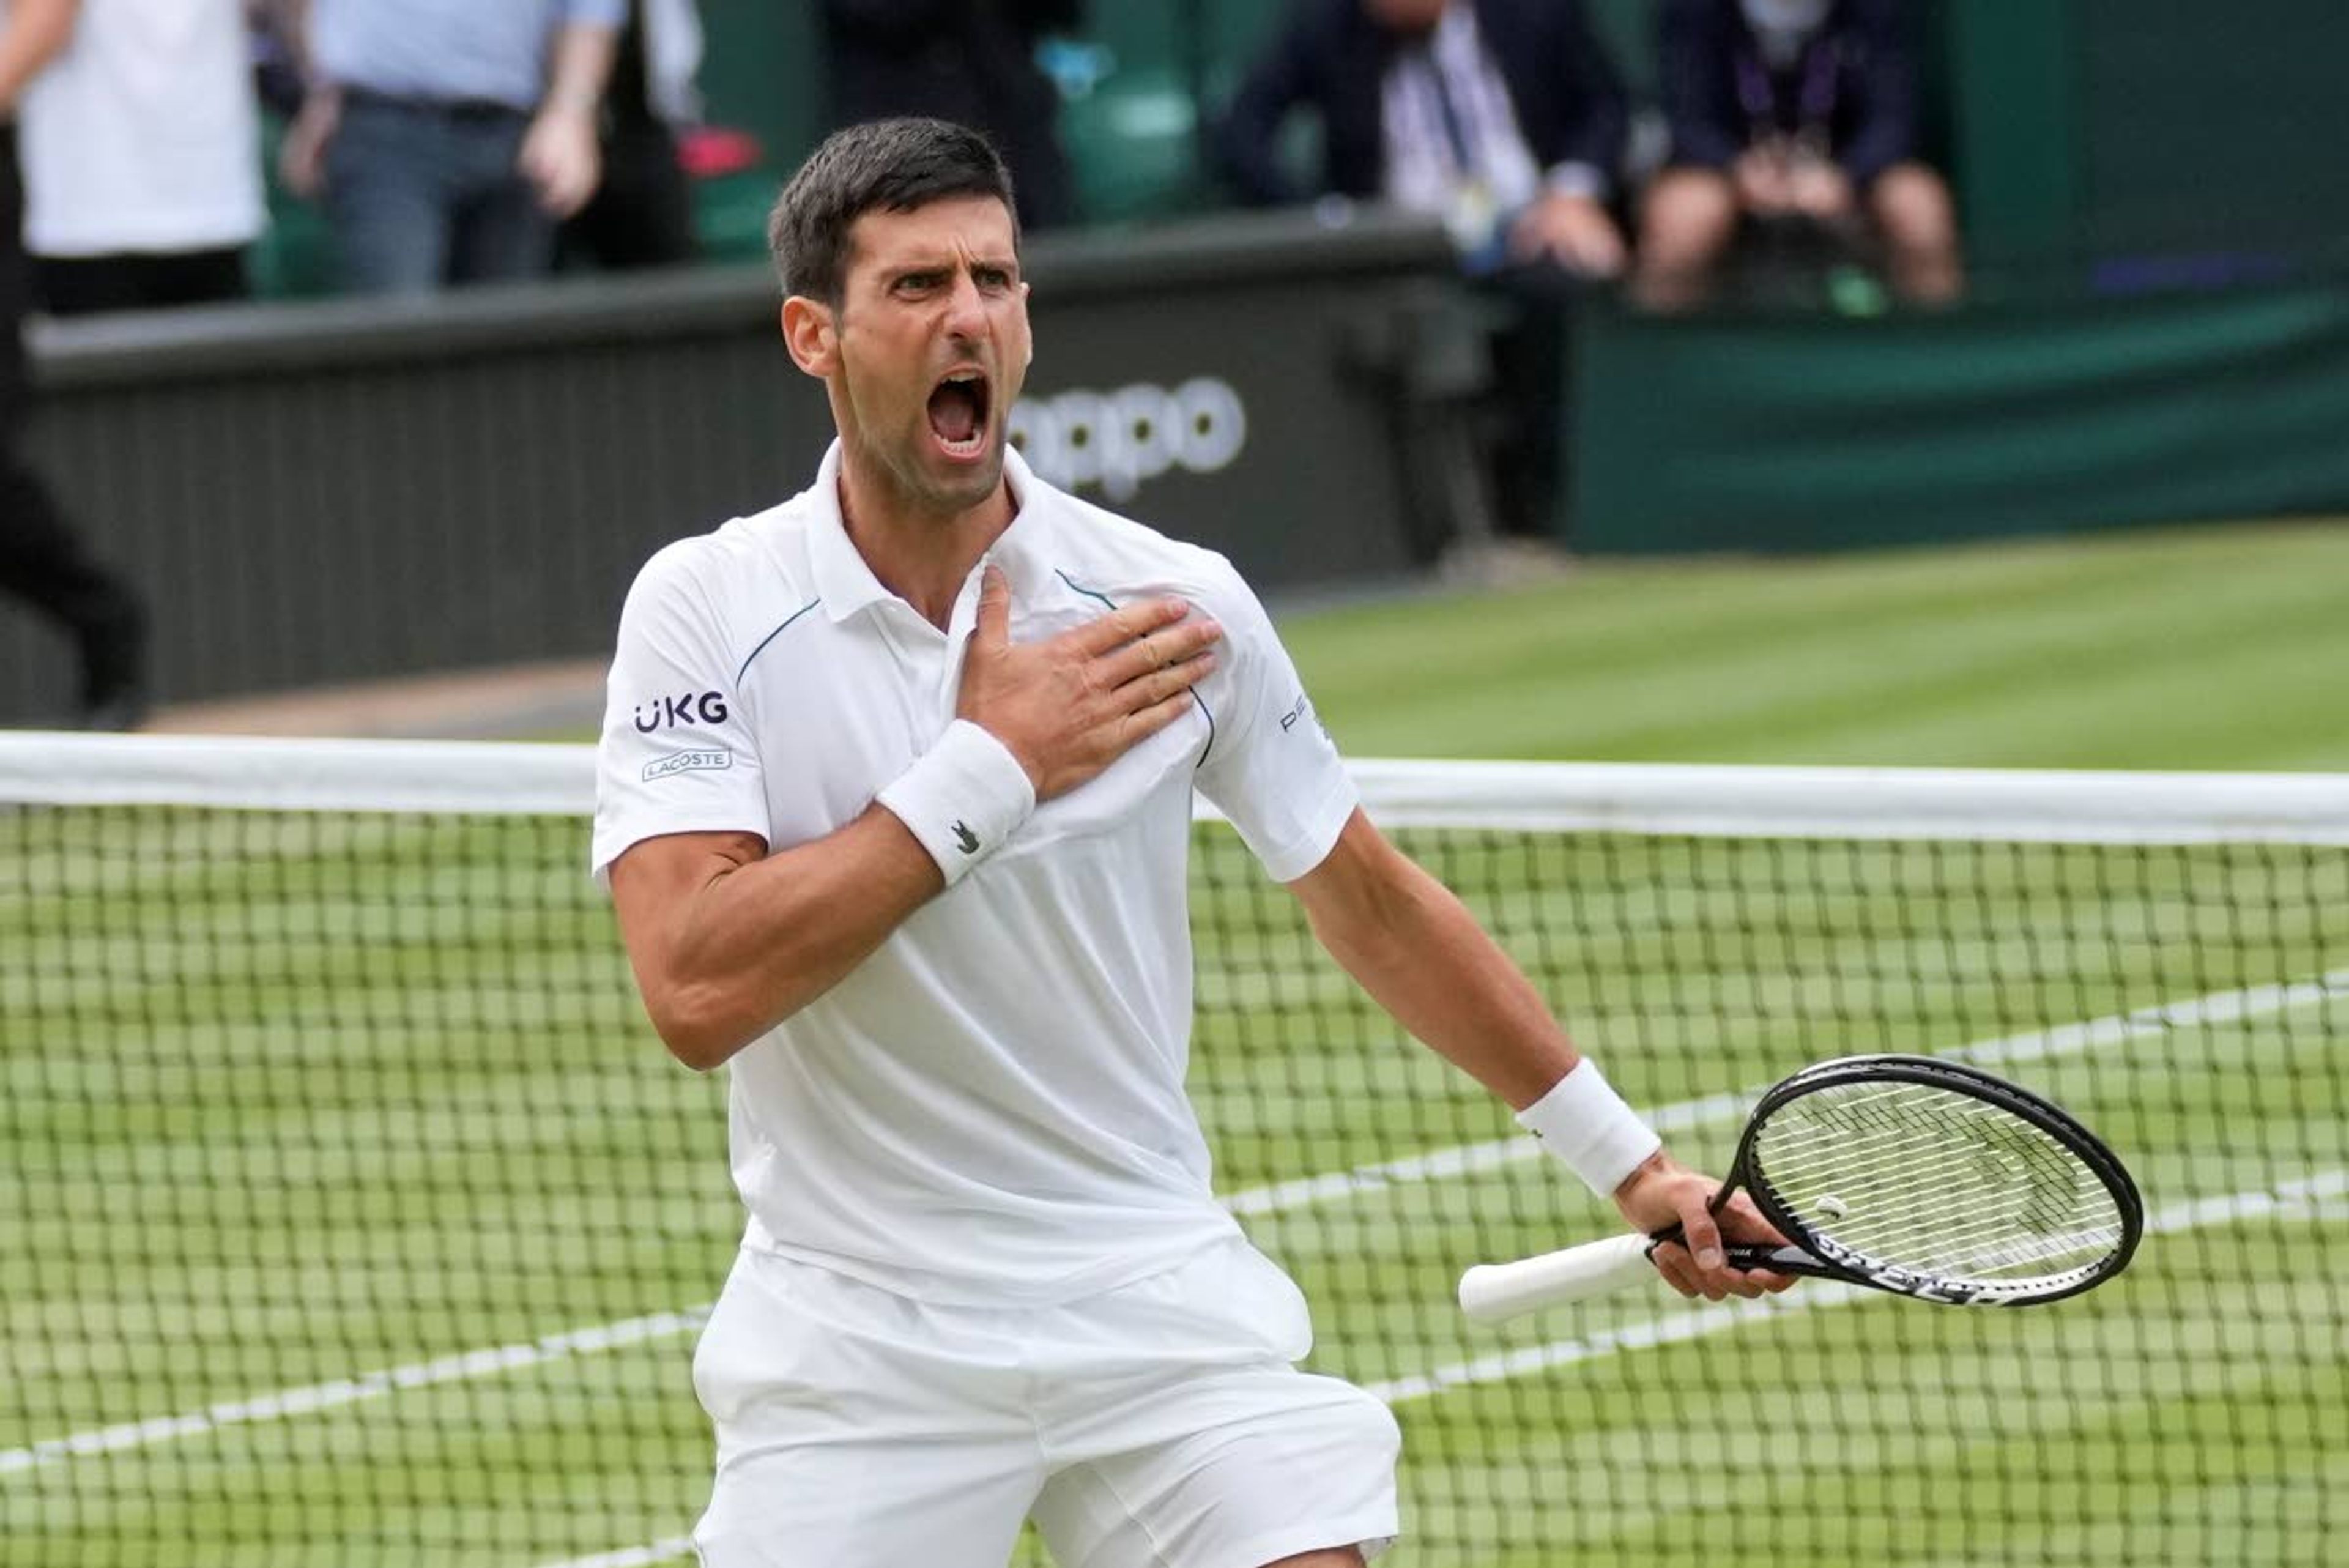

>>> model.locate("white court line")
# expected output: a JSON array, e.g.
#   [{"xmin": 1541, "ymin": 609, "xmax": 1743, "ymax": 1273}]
[
  {"xmin": 6, "ymin": 965, "xmax": 2343, "ymax": 1481},
  {"xmin": 521, "ymin": 1165, "xmax": 2349, "ymax": 1568},
  {"xmin": 0, "ymin": 1310, "xmax": 705, "ymax": 1477}
]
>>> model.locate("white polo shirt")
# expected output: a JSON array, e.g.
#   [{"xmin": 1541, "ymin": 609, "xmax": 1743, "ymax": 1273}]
[
  {"xmin": 593, "ymin": 445, "xmax": 1358, "ymax": 1306},
  {"xmin": 18, "ymin": 0, "xmax": 264, "ymax": 259}
]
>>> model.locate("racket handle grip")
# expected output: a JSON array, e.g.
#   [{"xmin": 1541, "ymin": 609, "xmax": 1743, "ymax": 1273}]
[{"xmin": 1458, "ymin": 1232, "xmax": 1660, "ymax": 1324}]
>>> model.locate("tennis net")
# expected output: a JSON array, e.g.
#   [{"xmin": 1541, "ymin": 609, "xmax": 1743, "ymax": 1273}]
[{"xmin": 2, "ymin": 734, "xmax": 2343, "ymax": 1568}]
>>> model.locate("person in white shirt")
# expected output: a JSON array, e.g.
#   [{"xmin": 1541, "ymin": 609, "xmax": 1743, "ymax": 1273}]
[
  {"xmin": 17, "ymin": 0, "xmax": 264, "ymax": 316},
  {"xmin": 595, "ymin": 116, "xmax": 1789, "ymax": 1568}
]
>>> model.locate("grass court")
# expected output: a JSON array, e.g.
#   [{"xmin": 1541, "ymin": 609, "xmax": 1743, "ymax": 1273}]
[{"xmin": 4, "ymin": 520, "xmax": 2344, "ymax": 1565}]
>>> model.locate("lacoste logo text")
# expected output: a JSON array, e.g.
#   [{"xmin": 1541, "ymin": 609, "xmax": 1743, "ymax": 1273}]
[{"xmin": 641, "ymin": 749, "xmax": 733, "ymax": 782}]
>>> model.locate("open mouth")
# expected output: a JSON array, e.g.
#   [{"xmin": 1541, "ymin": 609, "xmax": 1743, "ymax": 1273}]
[{"xmin": 926, "ymin": 371, "xmax": 992, "ymax": 459}]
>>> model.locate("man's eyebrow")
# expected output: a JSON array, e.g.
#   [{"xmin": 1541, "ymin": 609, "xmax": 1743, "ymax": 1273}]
[{"xmin": 877, "ymin": 254, "xmax": 1018, "ymax": 282}]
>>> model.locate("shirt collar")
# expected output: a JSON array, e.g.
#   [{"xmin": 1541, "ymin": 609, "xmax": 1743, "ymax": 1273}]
[{"xmin": 806, "ymin": 440, "xmax": 1059, "ymax": 624}]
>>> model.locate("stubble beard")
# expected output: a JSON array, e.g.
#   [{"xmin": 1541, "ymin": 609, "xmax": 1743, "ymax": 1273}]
[
  {"xmin": 842, "ymin": 367, "xmax": 1006, "ymax": 525},
  {"xmin": 865, "ymin": 426, "xmax": 1003, "ymax": 522}
]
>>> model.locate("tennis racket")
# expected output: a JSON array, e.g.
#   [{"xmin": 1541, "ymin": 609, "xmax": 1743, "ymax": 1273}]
[{"xmin": 1459, "ymin": 1053, "xmax": 2143, "ymax": 1325}]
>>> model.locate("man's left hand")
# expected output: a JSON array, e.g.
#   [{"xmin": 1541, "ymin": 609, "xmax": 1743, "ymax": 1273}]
[
  {"xmin": 1508, "ymin": 193, "xmax": 1627, "ymax": 280},
  {"xmin": 1611, "ymin": 1150, "xmax": 1799, "ymax": 1302}
]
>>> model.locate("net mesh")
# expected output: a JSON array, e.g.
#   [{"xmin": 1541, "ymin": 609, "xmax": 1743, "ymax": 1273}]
[{"xmin": 3, "ymin": 740, "xmax": 2344, "ymax": 1568}]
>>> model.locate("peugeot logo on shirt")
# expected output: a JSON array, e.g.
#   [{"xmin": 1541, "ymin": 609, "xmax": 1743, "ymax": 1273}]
[{"xmin": 634, "ymin": 691, "xmax": 729, "ymax": 732}]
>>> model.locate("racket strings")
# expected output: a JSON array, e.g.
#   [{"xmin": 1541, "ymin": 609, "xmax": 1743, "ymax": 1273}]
[
  {"xmin": 1753, "ymin": 1082, "xmax": 2122, "ymax": 1286},
  {"xmin": 1768, "ymin": 1099, "xmax": 2113, "ymax": 1280},
  {"xmin": 1768, "ymin": 1100, "xmax": 2093, "ymax": 1262}
]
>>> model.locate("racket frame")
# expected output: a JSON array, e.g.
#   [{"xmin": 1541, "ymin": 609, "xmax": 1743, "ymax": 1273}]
[
  {"xmin": 1458, "ymin": 1053, "xmax": 2146, "ymax": 1324},
  {"xmin": 1714, "ymin": 1053, "xmax": 2145, "ymax": 1307}
]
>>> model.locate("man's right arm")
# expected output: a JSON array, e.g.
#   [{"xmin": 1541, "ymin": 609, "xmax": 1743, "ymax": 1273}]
[
  {"xmin": 606, "ymin": 565, "xmax": 1221, "ymax": 1072},
  {"xmin": 609, "ymin": 815, "xmax": 943, "ymax": 1071}
]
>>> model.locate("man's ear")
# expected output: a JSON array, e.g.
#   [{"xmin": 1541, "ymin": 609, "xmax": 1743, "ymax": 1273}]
[{"xmin": 781, "ymin": 295, "xmax": 837, "ymax": 377}]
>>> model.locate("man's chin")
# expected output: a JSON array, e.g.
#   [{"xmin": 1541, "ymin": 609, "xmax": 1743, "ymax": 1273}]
[
  {"xmin": 927, "ymin": 439, "xmax": 1006, "ymax": 507},
  {"xmin": 849, "ymin": 434, "xmax": 1006, "ymax": 518},
  {"xmin": 905, "ymin": 443, "xmax": 1006, "ymax": 518}
]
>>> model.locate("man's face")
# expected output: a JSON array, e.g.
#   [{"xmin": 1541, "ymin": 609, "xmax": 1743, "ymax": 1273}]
[
  {"xmin": 1366, "ymin": 0, "xmax": 1449, "ymax": 37},
  {"xmin": 828, "ymin": 195, "xmax": 1031, "ymax": 519}
]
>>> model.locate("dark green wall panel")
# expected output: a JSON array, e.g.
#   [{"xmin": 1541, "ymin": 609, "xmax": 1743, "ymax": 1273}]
[
  {"xmin": 1571, "ymin": 283, "xmax": 2349, "ymax": 553},
  {"xmin": 2076, "ymin": 0, "xmax": 2349, "ymax": 256}
]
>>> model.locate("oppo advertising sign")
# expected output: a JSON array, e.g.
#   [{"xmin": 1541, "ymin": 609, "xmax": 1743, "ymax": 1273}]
[{"xmin": 1009, "ymin": 377, "xmax": 1249, "ymax": 503}]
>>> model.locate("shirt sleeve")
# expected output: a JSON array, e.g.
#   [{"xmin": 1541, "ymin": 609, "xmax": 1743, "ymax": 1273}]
[
  {"xmin": 562, "ymin": 0, "xmax": 629, "ymax": 28},
  {"xmin": 1191, "ymin": 557, "xmax": 1358, "ymax": 883},
  {"xmin": 590, "ymin": 543, "xmax": 770, "ymax": 886}
]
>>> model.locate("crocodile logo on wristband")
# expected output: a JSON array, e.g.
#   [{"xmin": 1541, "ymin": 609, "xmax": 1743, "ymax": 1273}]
[{"xmin": 951, "ymin": 820, "xmax": 981, "ymax": 855}]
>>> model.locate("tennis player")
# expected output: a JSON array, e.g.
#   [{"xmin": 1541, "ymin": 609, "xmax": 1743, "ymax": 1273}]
[{"xmin": 593, "ymin": 116, "xmax": 1789, "ymax": 1568}]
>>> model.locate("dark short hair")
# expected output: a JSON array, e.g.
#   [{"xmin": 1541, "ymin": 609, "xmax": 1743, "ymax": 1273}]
[{"xmin": 767, "ymin": 118, "xmax": 1020, "ymax": 306}]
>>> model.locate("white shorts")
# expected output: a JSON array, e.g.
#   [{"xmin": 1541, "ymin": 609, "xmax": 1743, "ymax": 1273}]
[{"xmin": 689, "ymin": 1236, "xmax": 1401, "ymax": 1568}]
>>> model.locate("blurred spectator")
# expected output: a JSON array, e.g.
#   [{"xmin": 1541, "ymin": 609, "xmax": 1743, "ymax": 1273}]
[
  {"xmin": 272, "ymin": 0, "xmax": 622, "ymax": 295},
  {"xmin": 1214, "ymin": 0, "xmax": 1631, "ymax": 548},
  {"xmin": 1636, "ymin": 0, "xmax": 1962, "ymax": 310},
  {"xmin": 1214, "ymin": 0, "xmax": 1630, "ymax": 280},
  {"xmin": 819, "ymin": 1, "xmax": 1082, "ymax": 232},
  {"xmin": 0, "ymin": 0, "xmax": 148, "ymax": 727},
  {"xmin": 20, "ymin": 0, "xmax": 264, "ymax": 317},
  {"xmin": 561, "ymin": 0, "xmax": 699, "ymax": 272}
]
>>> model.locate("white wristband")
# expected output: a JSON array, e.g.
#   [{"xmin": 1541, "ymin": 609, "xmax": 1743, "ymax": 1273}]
[
  {"xmin": 875, "ymin": 720, "xmax": 1036, "ymax": 886},
  {"xmin": 1515, "ymin": 1059, "xmax": 1663, "ymax": 1198}
]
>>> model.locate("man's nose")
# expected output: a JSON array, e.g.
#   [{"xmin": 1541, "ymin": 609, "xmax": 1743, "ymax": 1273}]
[{"xmin": 941, "ymin": 271, "xmax": 987, "ymax": 335}]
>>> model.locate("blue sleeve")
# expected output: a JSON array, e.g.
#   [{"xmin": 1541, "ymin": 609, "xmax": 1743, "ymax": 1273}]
[
  {"xmin": 562, "ymin": 0, "xmax": 629, "ymax": 29},
  {"xmin": 1838, "ymin": 0, "xmax": 1920, "ymax": 185},
  {"xmin": 1659, "ymin": 0, "xmax": 1746, "ymax": 170},
  {"xmin": 1550, "ymin": 0, "xmax": 1630, "ymax": 188},
  {"xmin": 1211, "ymin": 11, "xmax": 1326, "ymax": 207}
]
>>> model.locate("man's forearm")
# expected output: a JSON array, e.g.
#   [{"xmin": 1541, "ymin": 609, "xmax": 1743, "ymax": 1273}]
[
  {"xmin": 1295, "ymin": 820, "xmax": 1579, "ymax": 1109},
  {"xmin": 618, "ymin": 807, "xmax": 944, "ymax": 1070},
  {"xmin": 542, "ymin": 19, "xmax": 617, "ymax": 117},
  {"xmin": 0, "ymin": 0, "xmax": 79, "ymax": 114}
]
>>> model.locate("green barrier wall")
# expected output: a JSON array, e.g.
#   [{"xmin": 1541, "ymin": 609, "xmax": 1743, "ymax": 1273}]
[
  {"xmin": 1570, "ymin": 281, "xmax": 2349, "ymax": 553},
  {"xmin": 2076, "ymin": 0, "xmax": 2349, "ymax": 258}
]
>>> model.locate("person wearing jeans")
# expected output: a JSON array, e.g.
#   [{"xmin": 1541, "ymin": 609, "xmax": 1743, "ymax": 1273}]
[{"xmin": 271, "ymin": 0, "xmax": 622, "ymax": 294}]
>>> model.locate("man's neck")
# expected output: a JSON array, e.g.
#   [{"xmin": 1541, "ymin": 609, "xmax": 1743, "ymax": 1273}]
[{"xmin": 836, "ymin": 455, "xmax": 1017, "ymax": 631}]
